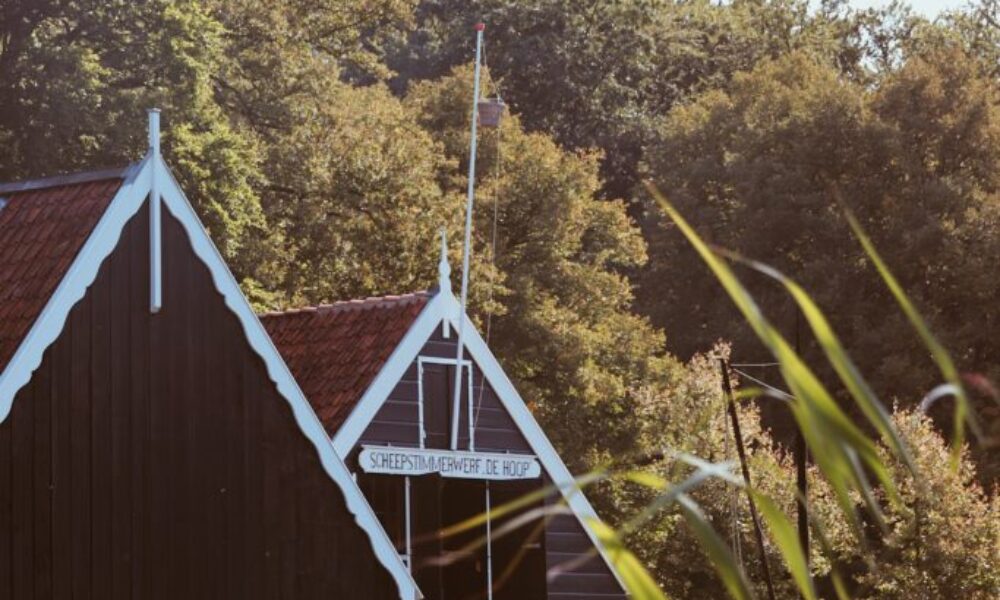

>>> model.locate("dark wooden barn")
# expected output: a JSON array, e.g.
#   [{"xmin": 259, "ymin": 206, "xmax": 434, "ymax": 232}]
[
  {"xmin": 263, "ymin": 239, "xmax": 629, "ymax": 600},
  {"xmin": 0, "ymin": 114, "xmax": 418, "ymax": 599}
]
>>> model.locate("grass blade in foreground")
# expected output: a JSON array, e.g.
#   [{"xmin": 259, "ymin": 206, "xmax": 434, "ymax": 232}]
[
  {"xmin": 676, "ymin": 495, "xmax": 755, "ymax": 600},
  {"xmin": 589, "ymin": 519, "xmax": 671, "ymax": 600},
  {"xmin": 749, "ymin": 491, "xmax": 817, "ymax": 600},
  {"xmin": 721, "ymin": 250, "xmax": 915, "ymax": 476},
  {"xmin": 647, "ymin": 183, "xmax": 897, "ymax": 537},
  {"xmin": 840, "ymin": 204, "xmax": 977, "ymax": 465}
]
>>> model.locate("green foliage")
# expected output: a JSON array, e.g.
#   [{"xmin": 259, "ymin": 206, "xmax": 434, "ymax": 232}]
[
  {"xmin": 262, "ymin": 80, "xmax": 461, "ymax": 303},
  {"xmin": 5, "ymin": 2, "xmax": 1000, "ymax": 597},
  {"xmin": 606, "ymin": 188, "xmax": 998, "ymax": 600},
  {"xmin": 407, "ymin": 66, "xmax": 668, "ymax": 468},
  {"xmin": 207, "ymin": 0, "xmax": 423, "ymax": 297},
  {"xmin": 0, "ymin": 0, "xmax": 274, "ymax": 285},
  {"xmin": 598, "ymin": 399, "xmax": 999, "ymax": 600},
  {"xmin": 914, "ymin": 0, "xmax": 1000, "ymax": 79},
  {"xmin": 642, "ymin": 45, "xmax": 1000, "ymax": 484},
  {"xmin": 598, "ymin": 348, "xmax": 801, "ymax": 600},
  {"xmin": 0, "ymin": 0, "xmax": 666, "ymax": 476},
  {"xmin": 810, "ymin": 410, "xmax": 1000, "ymax": 599},
  {"xmin": 385, "ymin": 0, "xmax": 916, "ymax": 201}
]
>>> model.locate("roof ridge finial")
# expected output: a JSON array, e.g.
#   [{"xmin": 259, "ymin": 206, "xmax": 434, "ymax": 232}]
[
  {"xmin": 148, "ymin": 108, "xmax": 161, "ymax": 157},
  {"xmin": 438, "ymin": 228, "xmax": 451, "ymax": 294}
]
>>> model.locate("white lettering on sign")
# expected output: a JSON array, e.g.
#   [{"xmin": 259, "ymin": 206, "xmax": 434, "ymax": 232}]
[{"xmin": 359, "ymin": 446, "xmax": 542, "ymax": 480}]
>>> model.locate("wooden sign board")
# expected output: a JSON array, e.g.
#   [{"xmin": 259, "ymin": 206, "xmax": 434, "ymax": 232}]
[{"xmin": 359, "ymin": 445, "xmax": 541, "ymax": 480}]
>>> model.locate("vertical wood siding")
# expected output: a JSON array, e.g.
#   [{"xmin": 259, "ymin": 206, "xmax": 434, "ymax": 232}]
[
  {"xmin": 0, "ymin": 203, "xmax": 398, "ymax": 599},
  {"xmin": 359, "ymin": 325, "xmax": 532, "ymax": 454},
  {"xmin": 354, "ymin": 325, "xmax": 626, "ymax": 599},
  {"xmin": 544, "ymin": 501, "xmax": 627, "ymax": 599}
]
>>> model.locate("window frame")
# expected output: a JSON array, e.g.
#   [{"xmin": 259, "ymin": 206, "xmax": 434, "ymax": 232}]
[{"xmin": 416, "ymin": 355, "xmax": 475, "ymax": 450}]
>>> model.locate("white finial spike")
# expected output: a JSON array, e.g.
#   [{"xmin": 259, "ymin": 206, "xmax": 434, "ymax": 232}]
[
  {"xmin": 438, "ymin": 228, "xmax": 451, "ymax": 293},
  {"xmin": 148, "ymin": 108, "xmax": 161, "ymax": 157},
  {"xmin": 148, "ymin": 108, "xmax": 162, "ymax": 313}
]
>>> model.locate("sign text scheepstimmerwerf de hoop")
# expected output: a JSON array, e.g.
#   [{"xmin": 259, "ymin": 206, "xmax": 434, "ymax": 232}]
[{"xmin": 359, "ymin": 446, "xmax": 542, "ymax": 480}]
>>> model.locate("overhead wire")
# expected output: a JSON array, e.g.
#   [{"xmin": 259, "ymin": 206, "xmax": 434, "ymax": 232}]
[
  {"xmin": 726, "ymin": 361, "xmax": 795, "ymax": 566},
  {"xmin": 730, "ymin": 368, "xmax": 795, "ymax": 402}
]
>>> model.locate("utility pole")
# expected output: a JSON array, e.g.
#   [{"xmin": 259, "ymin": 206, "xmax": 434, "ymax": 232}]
[
  {"xmin": 794, "ymin": 310, "xmax": 810, "ymax": 591},
  {"xmin": 719, "ymin": 358, "xmax": 777, "ymax": 600}
]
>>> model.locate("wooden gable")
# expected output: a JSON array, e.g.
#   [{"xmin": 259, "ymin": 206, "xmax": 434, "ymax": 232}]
[
  {"xmin": 0, "ymin": 202, "xmax": 398, "ymax": 598},
  {"xmin": 0, "ymin": 126, "xmax": 418, "ymax": 600},
  {"xmin": 356, "ymin": 322, "xmax": 532, "ymax": 454},
  {"xmin": 266, "ymin": 265, "xmax": 629, "ymax": 599},
  {"xmin": 351, "ymin": 320, "xmax": 626, "ymax": 600}
]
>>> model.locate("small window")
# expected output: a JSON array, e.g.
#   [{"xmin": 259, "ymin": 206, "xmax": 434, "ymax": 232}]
[
  {"xmin": 0, "ymin": 197, "xmax": 7, "ymax": 212},
  {"xmin": 417, "ymin": 357, "xmax": 474, "ymax": 450}
]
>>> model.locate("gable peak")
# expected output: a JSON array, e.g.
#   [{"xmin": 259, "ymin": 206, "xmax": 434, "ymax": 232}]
[{"xmin": 438, "ymin": 228, "xmax": 452, "ymax": 294}]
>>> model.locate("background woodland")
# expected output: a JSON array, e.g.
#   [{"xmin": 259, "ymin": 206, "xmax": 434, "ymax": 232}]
[{"xmin": 1, "ymin": 1, "xmax": 997, "ymax": 597}]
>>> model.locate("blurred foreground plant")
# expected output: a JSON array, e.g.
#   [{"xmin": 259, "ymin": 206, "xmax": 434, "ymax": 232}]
[{"xmin": 436, "ymin": 186, "xmax": 997, "ymax": 599}]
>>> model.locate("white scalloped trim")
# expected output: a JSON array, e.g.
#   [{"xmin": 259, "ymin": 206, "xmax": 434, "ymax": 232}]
[
  {"xmin": 0, "ymin": 155, "xmax": 419, "ymax": 600},
  {"xmin": 157, "ymin": 160, "xmax": 419, "ymax": 599},
  {"xmin": 0, "ymin": 159, "xmax": 150, "ymax": 421}
]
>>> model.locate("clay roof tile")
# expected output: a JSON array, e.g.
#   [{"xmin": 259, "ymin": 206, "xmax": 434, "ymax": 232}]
[
  {"xmin": 0, "ymin": 172, "xmax": 125, "ymax": 374},
  {"xmin": 260, "ymin": 291, "xmax": 431, "ymax": 434}
]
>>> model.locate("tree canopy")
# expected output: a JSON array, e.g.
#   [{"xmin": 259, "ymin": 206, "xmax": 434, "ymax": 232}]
[
  {"xmin": 642, "ymin": 45, "xmax": 1000, "ymax": 482},
  {"xmin": 1, "ymin": 0, "xmax": 998, "ymax": 595}
]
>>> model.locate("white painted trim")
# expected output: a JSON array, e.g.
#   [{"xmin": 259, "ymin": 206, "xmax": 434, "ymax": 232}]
[
  {"xmin": 437, "ymin": 228, "xmax": 451, "ymax": 295},
  {"xmin": 416, "ymin": 356, "xmax": 474, "ymax": 451},
  {"xmin": 335, "ymin": 292, "xmax": 450, "ymax": 456},
  {"xmin": 485, "ymin": 481, "xmax": 494, "ymax": 600},
  {"xmin": 155, "ymin": 158, "xmax": 420, "ymax": 600},
  {"xmin": 148, "ymin": 109, "xmax": 162, "ymax": 313},
  {"xmin": 331, "ymin": 289, "xmax": 628, "ymax": 592},
  {"xmin": 0, "ymin": 159, "xmax": 151, "ymax": 422},
  {"xmin": 417, "ymin": 360, "xmax": 426, "ymax": 449},
  {"xmin": 417, "ymin": 356, "xmax": 472, "ymax": 367},
  {"xmin": 150, "ymin": 171, "xmax": 162, "ymax": 313},
  {"xmin": 0, "ymin": 153, "xmax": 419, "ymax": 600},
  {"xmin": 359, "ymin": 445, "xmax": 540, "ymax": 480},
  {"xmin": 404, "ymin": 475, "xmax": 413, "ymax": 572},
  {"xmin": 443, "ymin": 295, "xmax": 630, "ymax": 592}
]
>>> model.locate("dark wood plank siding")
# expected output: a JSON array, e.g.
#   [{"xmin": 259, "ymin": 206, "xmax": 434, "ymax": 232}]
[
  {"xmin": 545, "ymin": 486, "xmax": 626, "ymax": 600},
  {"xmin": 0, "ymin": 204, "xmax": 398, "ymax": 599},
  {"xmin": 360, "ymin": 362, "xmax": 422, "ymax": 448},
  {"xmin": 359, "ymin": 325, "xmax": 532, "ymax": 454},
  {"xmin": 355, "ymin": 325, "xmax": 626, "ymax": 599}
]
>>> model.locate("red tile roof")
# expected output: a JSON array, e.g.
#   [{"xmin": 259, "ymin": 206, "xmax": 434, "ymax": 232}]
[
  {"xmin": 261, "ymin": 292, "xmax": 431, "ymax": 433},
  {"xmin": 0, "ymin": 174, "xmax": 124, "ymax": 373}
]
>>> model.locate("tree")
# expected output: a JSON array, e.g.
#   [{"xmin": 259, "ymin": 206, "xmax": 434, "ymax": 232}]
[
  {"xmin": 385, "ymin": 0, "xmax": 912, "ymax": 205},
  {"xmin": 642, "ymin": 47, "xmax": 1000, "ymax": 484},
  {"xmin": 0, "ymin": 0, "xmax": 276, "ymax": 288},
  {"xmin": 597, "ymin": 352, "xmax": 999, "ymax": 598},
  {"xmin": 205, "ymin": 0, "xmax": 421, "ymax": 301},
  {"xmin": 932, "ymin": 0, "xmax": 1000, "ymax": 80},
  {"xmin": 0, "ymin": 0, "xmax": 433, "ymax": 301},
  {"xmin": 406, "ymin": 66, "xmax": 670, "ymax": 466},
  {"xmin": 599, "ymin": 348, "xmax": 802, "ymax": 600},
  {"xmin": 808, "ymin": 410, "xmax": 1000, "ymax": 599},
  {"xmin": 262, "ymin": 79, "xmax": 464, "ymax": 303}
]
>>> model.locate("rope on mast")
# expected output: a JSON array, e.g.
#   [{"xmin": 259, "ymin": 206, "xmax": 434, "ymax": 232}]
[{"xmin": 473, "ymin": 45, "xmax": 503, "ymax": 433}]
